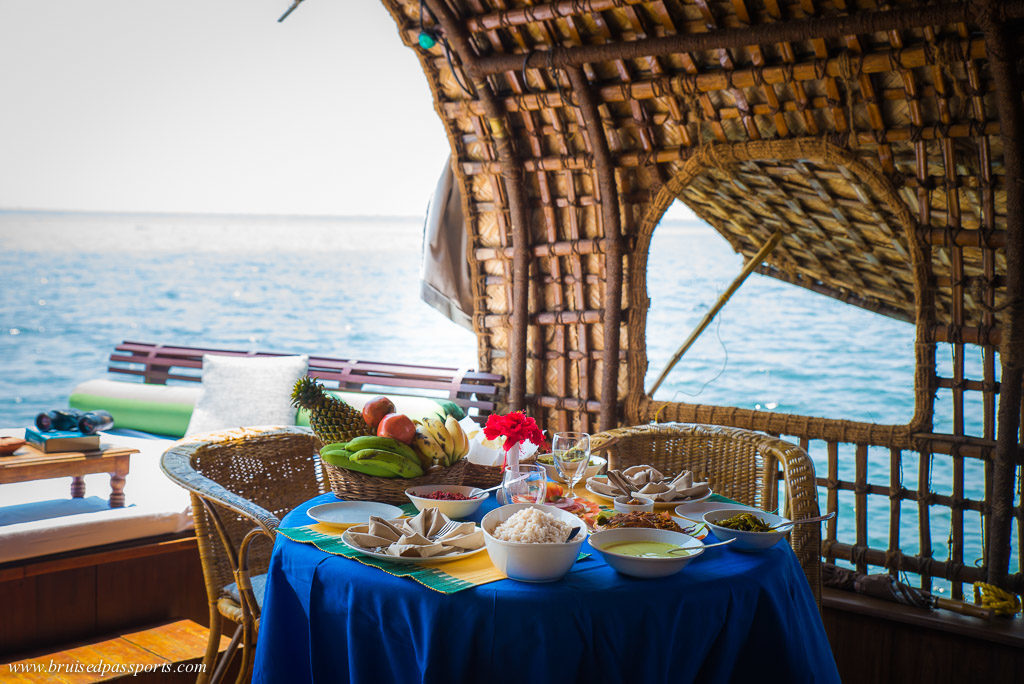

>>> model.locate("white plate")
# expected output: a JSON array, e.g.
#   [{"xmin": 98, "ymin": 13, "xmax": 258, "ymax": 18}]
[
  {"xmin": 673, "ymin": 499, "xmax": 758, "ymax": 518},
  {"xmin": 585, "ymin": 477, "xmax": 713, "ymax": 510},
  {"xmin": 536, "ymin": 455, "xmax": 607, "ymax": 484},
  {"xmin": 669, "ymin": 518, "xmax": 710, "ymax": 540},
  {"xmin": 307, "ymin": 502, "xmax": 404, "ymax": 528},
  {"xmin": 341, "ymin": 523, "xmax": 488, "ymax": 565},
  {"xmin": 672, "ymin": 500, "xmax": 760, "ymax": 541}
]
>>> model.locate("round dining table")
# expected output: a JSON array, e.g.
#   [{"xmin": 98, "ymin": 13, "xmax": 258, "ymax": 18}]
[{"xmin": 251, "ymin": 493, "xmax": 839, "ymax": 684}]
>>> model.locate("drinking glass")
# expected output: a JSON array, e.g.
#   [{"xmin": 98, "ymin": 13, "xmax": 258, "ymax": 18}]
[
  {"xmin": 501, "ymin": 464, "xmax": 548, "ymax": 505},
  {"xmin": 551, "ymin": 432, "xmax": 591, "ymax": 500}
]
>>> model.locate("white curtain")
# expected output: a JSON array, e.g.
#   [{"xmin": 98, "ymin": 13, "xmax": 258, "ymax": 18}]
[{"xmin": 420, "ymin": 157, "xmax": 474, "ymax": 330}]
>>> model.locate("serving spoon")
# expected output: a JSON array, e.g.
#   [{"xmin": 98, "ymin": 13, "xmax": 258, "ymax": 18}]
[
  {"xmin": 475, "ymin": 474, "xmax": 528, "ymax": 495},
  {"xmin": 768, "ymin": 511, "xmax": 836, "ymax": 529},
  {"xmin": 668, "ymin": 538, "xmax": 736, "ymax": 554}
]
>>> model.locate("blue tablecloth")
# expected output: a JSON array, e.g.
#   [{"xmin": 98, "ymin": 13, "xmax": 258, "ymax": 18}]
[{"xmin": 252, "ymin": 493, "xmax": 839, "ymax": 684}]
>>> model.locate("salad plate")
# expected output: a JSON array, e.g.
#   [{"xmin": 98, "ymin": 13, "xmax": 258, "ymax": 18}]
[
  {"xmin": 585, "ymin": 477, "xmax": 712, "ymax": 509},
  {"xmin": 307, "ymin": 502, "xmax": 404, "ymax": 529},
  {"xmin": 341, "ymin": 523, "xmax": 488, "ymax": 564}
]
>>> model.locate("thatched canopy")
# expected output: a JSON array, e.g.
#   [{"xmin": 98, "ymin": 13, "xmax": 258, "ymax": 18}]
[{"xmin": 379, "ymin": 0, "xmax": 1024, "ymax": 593}]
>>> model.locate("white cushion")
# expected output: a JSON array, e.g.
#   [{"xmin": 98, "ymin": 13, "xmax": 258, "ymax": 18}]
[
  {"xmin": 0, "ymin": 429, "xmax": 193, "ymax": 564},
  {"xmin": 184, "ymin": 354, "xmax": 308, "ymax": 437}
]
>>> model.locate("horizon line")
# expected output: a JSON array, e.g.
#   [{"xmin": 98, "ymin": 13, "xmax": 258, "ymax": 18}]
[{"xmin": 0, "ymin": 206, "xmax": 705, "ymax": 225}]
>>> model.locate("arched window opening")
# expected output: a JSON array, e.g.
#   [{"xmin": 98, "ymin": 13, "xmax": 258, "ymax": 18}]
[{"xmin": 645, "ymin": 199, "xmax": 916, "ymax": 427}]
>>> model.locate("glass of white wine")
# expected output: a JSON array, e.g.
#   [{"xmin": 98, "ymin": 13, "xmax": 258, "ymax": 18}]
[{"xmin": 551, "ymin": 432, "xmax": 591, "ymax": 501}]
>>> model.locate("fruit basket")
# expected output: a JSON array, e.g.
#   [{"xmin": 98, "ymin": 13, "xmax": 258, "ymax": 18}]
[
  {"xmin": 292, "ymin": 378, "xmax": 475, "ymax": 504},
  {"xmin": 321, "ymin": 457, "xmax": 468, "ymax": 504}
]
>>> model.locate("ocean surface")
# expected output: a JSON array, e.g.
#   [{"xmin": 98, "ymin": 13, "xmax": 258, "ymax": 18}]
[{"xmin": 0, "ymin": 209, "xmax": 1011, "ymax": 586}]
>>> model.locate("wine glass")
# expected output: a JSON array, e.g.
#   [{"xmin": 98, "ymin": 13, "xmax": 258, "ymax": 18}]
[
  {"xmin": 500, "ymin": 464, "xmax": 548, "ymax": 505},
  {"xmin": 551, "ymin": 432, "xmax": 591, "ymax": 501}
]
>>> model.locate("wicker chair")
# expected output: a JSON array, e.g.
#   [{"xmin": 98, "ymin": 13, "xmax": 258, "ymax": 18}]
[
  {"xmin": 590, "ymin": 422, "xmax": 822, "ymax": 603},
  {"xmin": 161, "ymin": 426, "xmax": 326, "ymax": 684}
]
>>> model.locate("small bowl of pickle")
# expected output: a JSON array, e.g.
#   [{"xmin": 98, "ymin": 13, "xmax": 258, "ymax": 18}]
[
  {"xmin": 702, "ymin": 507, "xmax": 792, "ymax": 551},
  {"xmin": 613, "ymin": 494, "xmax": 655, "ymax": 513}
]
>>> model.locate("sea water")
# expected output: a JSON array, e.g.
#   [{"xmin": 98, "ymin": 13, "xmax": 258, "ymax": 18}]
[{"xmin": 0, "ymin": 210, "xmax": 1010, "ymax": 585}]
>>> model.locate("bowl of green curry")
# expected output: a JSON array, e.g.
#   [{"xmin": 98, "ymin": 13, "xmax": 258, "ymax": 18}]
[
  {"xmin": 589, "ymin": 527, "xmax": 705, "ymax": 578},
  {"xmin": 702, "ymin": 508, "xmax": 792, "ymax": 551}
]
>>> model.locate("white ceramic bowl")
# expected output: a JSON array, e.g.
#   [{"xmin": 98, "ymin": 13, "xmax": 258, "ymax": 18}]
[
  {"xmin": 405, "ymin": 485, "xmax": 487, "ymax": 519},
  {"xmin": 536, "ymin": 454, "xmax": 607, "ymax": 484},
  {"xmin": 702, "ymin": 507, "xmax": 792, "ymax": 551},
  {"xmin": 481, "ymin": 503, "xmax": 587, "ymax": 582},
  {"xmin": 590, "ymin": 527, "xmax": 704, "ymax": 578},
  {"xmin": 613, "ymin": 495, "xmax": 655, "ymax": 513}
]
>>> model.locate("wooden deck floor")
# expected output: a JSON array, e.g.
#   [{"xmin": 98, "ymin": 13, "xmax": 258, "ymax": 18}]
[{"xmin": 2, "ymin": 620, "xmax": 230, "ymax": 683}]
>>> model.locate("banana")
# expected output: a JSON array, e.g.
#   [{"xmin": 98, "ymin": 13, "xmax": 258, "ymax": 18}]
[
  {"xmin": 350, "ymin": 448, "xmax": 424, "ymax": 478},
  {"xmin": 343, "ymin": 435, "xmax": 420, "ymax": 467},
  {"xmin": 343, "ymin": 459, "xmax": 399, "ymax": 478},
  {"xmin": 424, "ymin": 417, "xmax": 456, "ymax": 463},
  {"xmin": 445, "ymin": 415, "xmax": 469, "ymax": 459},
  {"xmin": 319, "ymin": 448, "xmax": 396, "ymax": 477},
  {"xmin": 411, "ymin": 426, "xmax": 446, "ymax": 469}
]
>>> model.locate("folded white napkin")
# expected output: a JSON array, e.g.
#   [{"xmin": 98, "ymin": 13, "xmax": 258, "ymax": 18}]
[
  {"xmin": 587, "ymin": 466, "xmax": 711, "ymax": 502},
  {"xmin": 346, "ymin": 508, "xmax": 484, "ymax": 558}
]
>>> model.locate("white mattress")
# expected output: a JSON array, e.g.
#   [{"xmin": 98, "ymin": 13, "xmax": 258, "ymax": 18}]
[{"xmin": 0, "ymin": 429, "xmax": 193, "ymax": 564}]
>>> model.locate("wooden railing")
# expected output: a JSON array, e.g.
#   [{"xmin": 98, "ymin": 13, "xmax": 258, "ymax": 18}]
[
  {"xmin": 107, "ymin": 341, "xmax": 504, "ymax": 417},
  {"xmin": 640, "ymin": 397, "xmax": 1022, "ymax": 599}
]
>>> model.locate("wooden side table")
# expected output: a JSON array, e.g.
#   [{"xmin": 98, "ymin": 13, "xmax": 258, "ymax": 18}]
[{"xmin": 0, "ymin": 443, "xmax": 137, "ymax": 507}]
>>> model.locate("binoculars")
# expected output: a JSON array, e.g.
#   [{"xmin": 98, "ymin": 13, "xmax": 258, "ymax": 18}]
[{"xmin": 36, "ymin": 409, "xmax": 114, "ymax": 434}]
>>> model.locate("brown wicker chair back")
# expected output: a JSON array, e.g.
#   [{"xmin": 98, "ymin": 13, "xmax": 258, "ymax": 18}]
[
  {"xmin": 161, "ymin": 426, "xmax": 325, "ymax": 684},
  {"xmin": 591, "ymin": 422, "xmax": 821, "ymax": 603}
]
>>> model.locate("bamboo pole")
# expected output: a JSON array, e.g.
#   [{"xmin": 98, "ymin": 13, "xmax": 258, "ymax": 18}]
[
  {"xmin": 566, "ymin": 66, "xmax": 624, "ymax": 432},
  {"xmin": 978, "ymin": 0, "xmax": 1024, "ymax": 587},
  {"xmin": 648, "ymin": 230, "xmax": 783, "ymax": 396}
]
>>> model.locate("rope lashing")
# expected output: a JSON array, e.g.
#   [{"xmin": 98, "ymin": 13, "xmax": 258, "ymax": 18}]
[{"xmin": 973, "ymin": 582, "xmax": 1022, "ymax": 617}]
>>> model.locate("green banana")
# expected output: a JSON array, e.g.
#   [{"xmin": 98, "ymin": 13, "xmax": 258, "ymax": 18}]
[
  {"xmin": 320, "ymin": 442, "xmax": 354, "ymax": 457},
  {"xmin": 350, "ymin": 448, "xmax": 425, "ymax": 478},
  {"xmin": 343, "ymin": 436, "xmax": 419, "ymax": 465},
  {"xmin": 319, "ymin": 448, "xmax": 396, "ymax": 477}
]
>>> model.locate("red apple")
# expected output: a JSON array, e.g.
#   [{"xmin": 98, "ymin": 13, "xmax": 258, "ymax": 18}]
[
  {"xmin": 377, "ymin": 413, "xmax": 415, "ymax": 444},
  {"xmin": 362, "ymin": 396, "xmax": 396, "ymax": 429}
]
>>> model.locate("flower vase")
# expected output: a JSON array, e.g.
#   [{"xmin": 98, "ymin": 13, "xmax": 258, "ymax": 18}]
[
  {"xmin": 504, "ymin": 442, "xmax": 521, "ymax": 473},
  {"xmin": 498, "ymin": 443, "xmax": 522, "ymax": 505}
]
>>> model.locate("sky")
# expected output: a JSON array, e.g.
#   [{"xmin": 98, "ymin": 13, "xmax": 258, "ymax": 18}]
[
  {"xmin": 0, "ymin": 0, "xmax": 451, "ymax": 216},
  {"xmin": 0, "ymin": 0, "xmax": 696, "ymax": 220}
]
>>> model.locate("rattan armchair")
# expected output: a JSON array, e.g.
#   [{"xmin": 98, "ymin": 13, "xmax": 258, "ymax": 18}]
[
  {"xmin": 590, "ymin": 422, "xmax": 822, "ymax": 603},
  {"xmin": 161, "ymin": 426, "xmax": 326, "ymax": 684}
]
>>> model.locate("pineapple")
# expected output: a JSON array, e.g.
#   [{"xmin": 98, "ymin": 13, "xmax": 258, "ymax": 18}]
[{"xmin": 291, "ymin": 377, "xmax": 372, "ymax": 444}]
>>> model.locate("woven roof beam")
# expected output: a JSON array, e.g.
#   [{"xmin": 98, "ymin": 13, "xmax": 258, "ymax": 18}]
[
  {"xmin": 465, "ymin": 0, "xmax": 633, "ymax": 33},
  {"xmin": 469, "ymin": 1, "xmax": 1024, "ymax": 77}
]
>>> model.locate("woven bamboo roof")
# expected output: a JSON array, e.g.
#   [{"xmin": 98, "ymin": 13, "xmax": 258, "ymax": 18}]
[
  {"xmin": 380, "ymin": 0, "xmax": 1024, "ymax": 592},
  {"xmin": 383, "ymin": 0, "xmax": 1020, "ymax": 417}
]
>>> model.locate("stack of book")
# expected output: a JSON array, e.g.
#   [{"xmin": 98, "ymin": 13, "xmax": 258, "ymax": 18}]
[{"xmin": 24, "ymin": 428, "xmax": 100, "ymax": 454}]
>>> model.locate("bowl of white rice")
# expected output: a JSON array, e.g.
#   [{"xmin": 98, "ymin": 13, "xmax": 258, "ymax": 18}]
[{"xmin": 481, "ymin": 503, "xmax": 587, "ymax": 582}]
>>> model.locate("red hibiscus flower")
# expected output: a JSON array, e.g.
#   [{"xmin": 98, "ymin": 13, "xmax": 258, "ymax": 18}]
[{"xmin": 483, "ymin": 412, "xmax": 547, "ymax": 452}]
